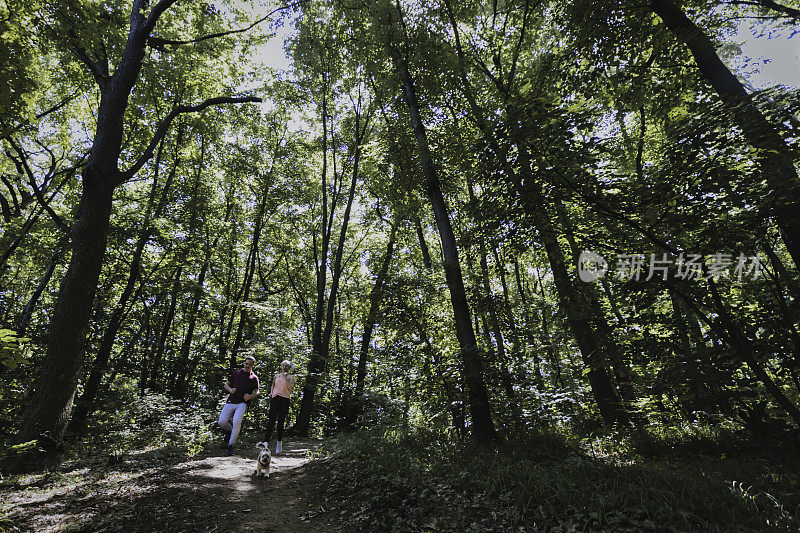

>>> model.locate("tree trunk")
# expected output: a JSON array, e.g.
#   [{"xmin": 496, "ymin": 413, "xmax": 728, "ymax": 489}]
[
  {"xmin": 14, "ymin": 0, "xmax": 251, "ymax": 450},
  {"xmin": 553, "ymin": 193, "xmax": 637, "ymax": 410},
  {"xmin": 296, "ymin": 104, "xmax": 364, "ymax": 435},
  {"xmin": 706, "ymin": 279, "xmax": 800, "ymax": 426},
  {"xmin": 669, "ymin": 291, "xmax": 708, "ymax": 418},
  {"xmin": 0, "ymin": 207, "xmax": 41, "ymax": 275},
  {"xmin": 464, "ymin": 167, "xmax": 519, "ymax": 417},
  {"xmin": 229, "ymin": 178, "xmax": 270, "ymax": 369},
  {"xmin": 294, "ymin": 84, "xmax": 333, "ymax": 437},
  {"xmin": 351, "ymin": 223, "xmax": 397, "ymax": 424},
  {"xmin": 532, "ymin": 266, "xmax": 564, "ymax": 389},
  {"xmin": 504, "ymin": 109, "xmax": 628, "ymax": 426},
  {"xmin": 382, "ymin": 3, "xmax": 496, "ymax": 443},
  {"xmin": 17, "ymin": 178, "xmax": 114, "ymax": 447},
  {"xmin": 403, "ymin": 298, "xmax": 466, "ymax": 436},
  {"xmin": 148, "ymin": 265, "xmax": 183, "ymax": 390},
  {"xmin": 440, "ymin": 0, "xmax": 624, "ymax": 427},
  {"xmin": 652, "ymin": 0, "xmax": 800, "ymax": 270},
  {"xmin": 493, "ymin": 247, "xmax": 523, "ymax": 367},
  {"xmin": 69, "ymin": 132, "xmax": 180, "ymax": 430},
  {"xmin": 479, "ymin": 237, "xmax": 520, "ymax": 421},
  {"xmin": 514, "ymin": 260, "xmax": 547, "ymax": 390},
  {"xmin": 172, "ymin": 245, "xmax": 213, "ymax": 399},
  {"xmin": 15, "ymin": 235, "xmax": 69, "ymax": 336},
  {"xmin": 414, "ymin": 215, "xmax": 432, "ymax": 269}
]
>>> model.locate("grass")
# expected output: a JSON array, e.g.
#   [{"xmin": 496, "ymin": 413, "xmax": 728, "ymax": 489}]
[{"xmin": 312, "ymin": 426, "xmax": 800, "ymax": 531}]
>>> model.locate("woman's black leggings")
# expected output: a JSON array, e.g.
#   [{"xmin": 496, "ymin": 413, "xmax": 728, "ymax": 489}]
[{"xmin": 264, "ymin": 395, "xmax": 290, "ymax": 443}]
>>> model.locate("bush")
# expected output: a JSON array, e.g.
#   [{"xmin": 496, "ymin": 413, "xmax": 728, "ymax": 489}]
[{"xmin": 78, "ymin": 378, "xmax": 214, "ymax": 458}]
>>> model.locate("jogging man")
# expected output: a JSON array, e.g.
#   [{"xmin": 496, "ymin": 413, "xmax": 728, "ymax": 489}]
[{"xmin": 218, "ymin": 355, "xmax": 259, "ymax": 455}]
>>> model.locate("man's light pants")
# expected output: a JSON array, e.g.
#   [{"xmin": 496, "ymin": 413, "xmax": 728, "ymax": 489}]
[{"xmin": 218, "ymin": 402, "xmax": 247, "ymax": 446}]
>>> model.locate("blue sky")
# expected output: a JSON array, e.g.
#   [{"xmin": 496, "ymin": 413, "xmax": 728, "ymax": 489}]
[{"xmin": 734, "ymin": 20, "xmax": 800, "ymax": 89}]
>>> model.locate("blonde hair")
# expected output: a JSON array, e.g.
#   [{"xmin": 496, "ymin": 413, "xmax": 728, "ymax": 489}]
[{"xmin": 280, "ymin": 360, "xmax": 293, "ymax": 371}]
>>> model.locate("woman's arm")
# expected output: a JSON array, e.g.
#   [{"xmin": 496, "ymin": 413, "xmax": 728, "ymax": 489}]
[{"xmin": 287, "ymin": 374, "xmax": 295, "ymax": 392}]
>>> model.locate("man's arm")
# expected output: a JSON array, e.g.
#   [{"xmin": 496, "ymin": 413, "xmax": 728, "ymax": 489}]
[
  {"xmin": 244, "ymin": 389, "xmax": 259, "ymax": 401},
  {"xmin": 244, "ymin": 375, "xmax": 260, "ymax": 401},
  {"xmin": 244, "ymin": 382, "xmax": 260, "ymax": 401},
  {"xmin": 223, "ymin": 374, "xmax": 236, "ymax": 395}
]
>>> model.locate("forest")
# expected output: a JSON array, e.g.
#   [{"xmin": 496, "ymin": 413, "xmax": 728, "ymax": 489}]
[{"xmin": 1, "ymin": 0, "xmax": 800, "ymax": 530}]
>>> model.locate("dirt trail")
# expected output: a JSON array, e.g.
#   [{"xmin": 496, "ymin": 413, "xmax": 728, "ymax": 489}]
[{"xmin": 3, "ymin": 440, "xmax": 338, "ymax": 532}]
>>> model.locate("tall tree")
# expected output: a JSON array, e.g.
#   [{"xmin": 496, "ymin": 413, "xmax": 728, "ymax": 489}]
[
  {"xmin": 350, "ymin": 221, "xmax": 398, "ymax": 424},
  {"xmin": 373, "ymin": 0, "xmax": 497, "ymax": 443},
  {"xmin": 17, "ymin": 0, "xmax": 259, "ymax": 449}
]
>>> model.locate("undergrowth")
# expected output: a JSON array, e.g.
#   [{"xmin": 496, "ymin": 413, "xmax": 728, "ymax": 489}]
[
  {"xmin": 0, "ymin": 378, "xmax": 218, "ymax": 475},
  {"xmin": 314, "ymin": 426, "xmax": 800, "ymax": 532},
  {"xmin": 77, "ymin": 382, "xmax": 215, "ymax": 459}
]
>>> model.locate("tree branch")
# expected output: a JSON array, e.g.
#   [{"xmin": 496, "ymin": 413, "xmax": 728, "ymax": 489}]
[
  {"xmin": 142, "ymin": 0, "xmax": 181, "ymax": 35},
  {"xmin": 257, "ymin": 250, "xmax": 286, "ymax": 295},
  {"xmin": 4, "ymin": 137, "xmax": 72, "ymax": 232},
  {"xmin": 71, "ymin": 41, "xmax": 107, "ymax": 85},
  {"xmin": 507, "ymin": 0, "xmax": 537, "ymax": 92},
  {"xmin": 35, "ymin": 91, "xmax": 82, "ymax": 121},
  {"xmin": 119, "ymin": 96, "xmax": 261, "ymax": 183},
  {"xmin": 724, "ymin": 0, "xmax": 800, "ymax": 21},
  {"xmin": 0, "ymin": 173, "xmax": 19, "ymax": 214},
  {"xmin": 147, "ymin": 3, "xmax": 299, "ymax": 48}
]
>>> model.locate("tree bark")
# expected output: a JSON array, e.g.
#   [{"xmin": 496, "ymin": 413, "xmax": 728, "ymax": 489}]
[
  {"xmin": 16, "ymin": 0, "xmax": 256, "ymax": 450},
  {"xmin": 381, "ymin": 2, "xmax": 496, "ymax": 443},
  {"xmin": 148, "ymin": 264, "xmax": 183, "ymax": 390},
  {"xmin": 403, "ymin": 298, "xmax": 466, "ymax": 436},
  {"xmin": 172, "ymin": 241, "xmax": 214, "ymax": 399},
  {"xmin": 492, "ymin": 247, "xmax": 523, "ymax": 367},
  {"xmin": 69, "ymin": 131, "xmax": 179, "ymax": 431},
  {"xmin": 441, "ymin": 0, "xmax": 625, "ymax": 426},
  {"xmin": 294, "ymin": 84, "xmax": 333, "ymax": 437},
  {"xmin": 0, "ymin": 207, "xmax": 41, "ymax": 275},
  {"xmin": 414, "ymin": 215, "xmax": 432, "ymax": 269},
  {"xmin": 706, "ymin": 279, "xmax": 800, "ymax": 426},
  {"xmin": 507, "ymin": 110, "xmax": 628, "ymax": 426},
  {"xmin": 17, "ymin": 178, "xmax": 114, "ymax": 447},
  {"xmin": 228, "ymin": 175, "xmax": 271, "ymax": 370},
  {"xmin": 475, "ymin": 210, "xmax": 520, "ymax": 422},
  {"xmin": 512, "ymin": 260, "xmax": 546, "ymax": 389}
]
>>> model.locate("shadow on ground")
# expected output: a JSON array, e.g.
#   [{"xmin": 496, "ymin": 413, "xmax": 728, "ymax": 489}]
[{"xmin": 2, "ymin": 440, "xmax": 336, "ymax": 533}]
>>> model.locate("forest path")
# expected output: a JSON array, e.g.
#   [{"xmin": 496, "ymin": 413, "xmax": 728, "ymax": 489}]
[{"xmin": 3, "ymin": 440, "xmax": 339, "ymax": 532}]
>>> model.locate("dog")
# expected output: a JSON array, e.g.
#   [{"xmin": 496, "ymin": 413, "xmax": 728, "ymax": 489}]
[{"xmin": 254, "ymin": 442, "xmax": 271, "ymax": 477}]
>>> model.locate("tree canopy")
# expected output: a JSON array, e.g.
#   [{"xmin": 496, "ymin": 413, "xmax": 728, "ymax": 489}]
[{"xmin": 1, "ymin": 0, "xmax": 799, "ymax": 491}]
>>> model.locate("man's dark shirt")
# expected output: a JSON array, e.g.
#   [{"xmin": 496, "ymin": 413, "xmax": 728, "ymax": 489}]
[{"xmin": 227, "ymin": 368, "xmax": 259, "ymax": 404}]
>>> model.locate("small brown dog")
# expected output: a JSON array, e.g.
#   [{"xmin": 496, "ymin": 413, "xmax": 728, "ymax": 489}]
[{"xmin": 254, "ymin": 442, "xmax": 271, "ymax": 477}]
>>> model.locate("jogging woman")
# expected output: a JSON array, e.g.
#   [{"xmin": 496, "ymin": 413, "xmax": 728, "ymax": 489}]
[{"xmin": 263, "ymin": 360, "xmax": 294, "ymax": 454}]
